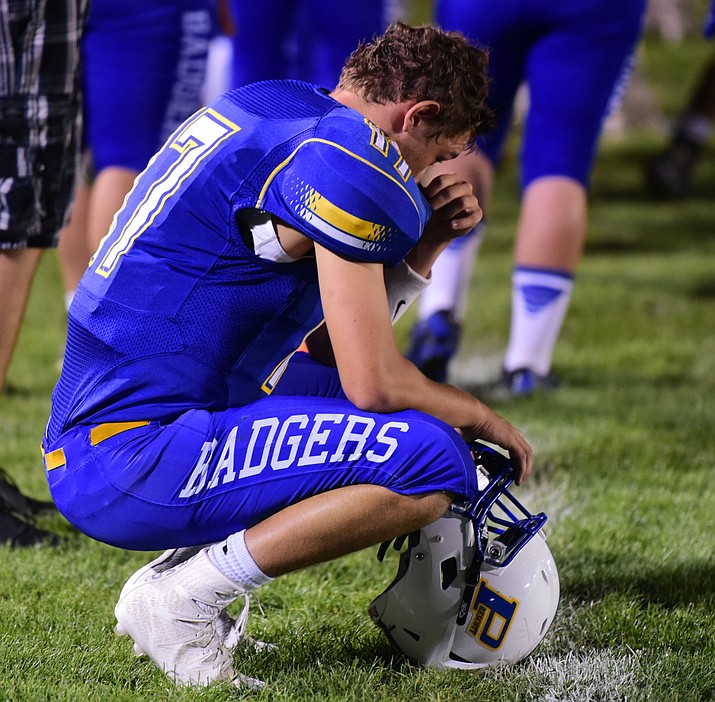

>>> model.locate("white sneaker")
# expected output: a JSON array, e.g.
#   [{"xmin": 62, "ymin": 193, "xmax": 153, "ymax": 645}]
[
  {"xmin": 216, "ymin": 592, "xmax": 277, "ymax": 653},
  {"xmin": 114, "ymin": 547, "xmax": 264, "ymax": 689}
]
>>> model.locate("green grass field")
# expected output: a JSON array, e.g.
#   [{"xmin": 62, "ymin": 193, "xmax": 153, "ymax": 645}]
[{"xmin": 1, "ymin": 34, "xmax": 714, "ymax": 702}]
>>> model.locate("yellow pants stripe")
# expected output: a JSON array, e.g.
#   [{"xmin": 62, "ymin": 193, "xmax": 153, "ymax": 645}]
[
  {"xmin": 89, "ymin": 420, "xmax": 150, "ymax": 446},
  {"xmin": 43, "ymin": 447, "xmax": 67, "ymax": 471},
  {"xmin": 43, "ymin": 420, "xmax": 150, "ymax": 471}
]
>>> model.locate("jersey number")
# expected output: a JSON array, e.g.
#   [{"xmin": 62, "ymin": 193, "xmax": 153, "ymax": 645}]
[{"xmin": 92, "ymin": 108, "xmax": 240, "ymax": 278}]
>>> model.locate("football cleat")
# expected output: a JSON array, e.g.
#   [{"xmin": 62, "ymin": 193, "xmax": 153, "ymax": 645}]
[
  {"xmin": 114, "ymin": 547, "xmax": 264, "ymax": 689},
  {"xmin": 406, "ymin": 310, "xmax": 461, "ymax": 382},
  {"xmin": 0, "ymin": 509, "xmax": 60, "ymax": 547},
  {"xmin": 500, "ymin": 367, "xmax": 560, "ymax": 397},
  {"xmin": 644, "ymin": 142, "xmax": 700, "ymax": 200},
  {"xmin": 370, "ymin": 442, "xmax": 559, "ymax": 669},
  {"xmin": 0, "ymin": 466, "xmax": 56, "ymax": 517}
]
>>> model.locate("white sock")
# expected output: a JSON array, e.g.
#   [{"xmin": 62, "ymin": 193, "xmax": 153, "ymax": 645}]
[
  {"xmin": 208, "ymin": 530, "xmax": 273, "ymax": 590},
  {"xmin": 417, "ymin": 222, "xmax": 486, "ymax": 321},
  {"xmin": 503, "ymin": 266, "xmax": 574, "ymax": 376}
]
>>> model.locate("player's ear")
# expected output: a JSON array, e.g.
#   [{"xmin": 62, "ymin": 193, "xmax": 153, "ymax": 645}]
[{"xmin": 402, "ymin": 100, "xmax": 441, "ymax": 133}]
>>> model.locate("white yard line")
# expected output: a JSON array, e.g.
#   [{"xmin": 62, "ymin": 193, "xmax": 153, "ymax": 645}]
[{"xmin": 527, "ymin": 648, "xmax": 646, "ymax": 702}]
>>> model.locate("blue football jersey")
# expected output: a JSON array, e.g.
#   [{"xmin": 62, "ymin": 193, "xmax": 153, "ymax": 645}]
[{"xmin": 47, "ymin": 80, "xmax": 430, "ymax": 441}]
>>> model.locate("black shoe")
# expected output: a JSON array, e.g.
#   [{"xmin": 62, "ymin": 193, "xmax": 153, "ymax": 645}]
[
  {"xmin": 644, "ymin": 142, "xmax": 700, "ymax": 200},
  {"xmin": 0, "ymin": 509, "xmax": 60, "ymax": 547},
  {"xmin": 0, "ymin": 467, "xmax": 56, "ymax": 517}
]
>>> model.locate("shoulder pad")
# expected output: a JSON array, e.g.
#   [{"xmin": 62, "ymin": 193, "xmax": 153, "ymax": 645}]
[{"xmin": 259, "ymin": 113, "xmax": 430, "ymax": 265}]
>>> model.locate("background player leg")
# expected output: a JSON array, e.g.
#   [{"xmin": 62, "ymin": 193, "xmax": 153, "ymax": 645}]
[
  {"xmin": 407, "ymin": 151, "xmax": 495, "ymax": 382},
  {"xmin": 0, "ymin": 248, "xmax": 43, "ymax": 394},
  {"xmin": 645, "ymin": 52, "xmax": 715, "ymax": 198},
  {"xmin": 501, "ymin": 176, "xmax": 583, "ymax": 392},
  {"xmin": 57, "ymin": 180, "xmax": 92, "ymax": 311}
]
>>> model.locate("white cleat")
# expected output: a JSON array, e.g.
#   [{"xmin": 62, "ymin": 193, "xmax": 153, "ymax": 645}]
[
  {"xmin": 114, "ymin": 547, "xmax": 264, "ymax": 689},
  {"xmin": 216, "ymin": 594, "xmax": 277, "ymax": 653}
]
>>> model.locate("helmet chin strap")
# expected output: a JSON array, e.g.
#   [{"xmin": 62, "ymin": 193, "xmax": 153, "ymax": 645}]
[{"xmin": 456, "ymin": 542, "xmax": 483, "ymax": 626}]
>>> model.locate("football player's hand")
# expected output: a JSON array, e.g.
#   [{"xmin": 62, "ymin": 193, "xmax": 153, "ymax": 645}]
[
  {"xmin": 421, "ymin": 173, "xmax": 483, "ymax": 244},
  {"xmin": 461, "ymin": 408, "xmax": 533, "ymax": 485}
]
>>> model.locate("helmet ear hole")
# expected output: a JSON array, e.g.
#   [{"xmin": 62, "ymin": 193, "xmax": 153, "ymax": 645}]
[{"xmin": 440, "ymin": 557, "xmax": 458, "ymax": 589}]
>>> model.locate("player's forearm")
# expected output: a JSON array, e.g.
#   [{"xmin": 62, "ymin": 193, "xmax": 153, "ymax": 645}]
[
  {"xmin": 343, "ymin": 350, "xmax": 484, "ymax": 429},
  {"xmin": 403, "ymin": 237, "xmax": 452, "ymax": 278},
  {"xmin": 378, "ymin": 361, "xmax": 532, "ymax": 483},
  {"xmin": 385, "ymin": 359, "xmax": 492, "ymax": 430}
]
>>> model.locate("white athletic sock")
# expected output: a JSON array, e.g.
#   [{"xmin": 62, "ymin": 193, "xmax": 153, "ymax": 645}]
[
  {"xmin": 503, "ymin": 266, "xmax": 574, "ymax": 376},
  {"xmin": 417, "ymin": 222, "xmax": 486, "ymax": 321},
  {"xmin": 208, "ymin": 530, "xmax": 273, "ymax": 590}
]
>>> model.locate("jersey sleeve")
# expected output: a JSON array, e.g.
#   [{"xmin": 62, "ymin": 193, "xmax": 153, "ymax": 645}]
[{"xmin": 259, "ymin": 119, "xmax": 431, "ymax": 266}]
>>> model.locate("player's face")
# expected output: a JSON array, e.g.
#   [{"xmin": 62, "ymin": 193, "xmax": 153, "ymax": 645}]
[{"xmin": 399, "ymin": 132, "xmax": 471, "ymax": 179}]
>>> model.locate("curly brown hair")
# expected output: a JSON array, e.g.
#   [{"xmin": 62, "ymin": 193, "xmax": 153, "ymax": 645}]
[{"xmin": 337, "ymin": 21, "xmax": 494, "ymax": 146}]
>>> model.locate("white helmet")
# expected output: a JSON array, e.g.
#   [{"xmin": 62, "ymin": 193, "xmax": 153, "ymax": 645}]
[{"xmin": 369, "ymin": 442, "xmax": 560, "ymax": 670}]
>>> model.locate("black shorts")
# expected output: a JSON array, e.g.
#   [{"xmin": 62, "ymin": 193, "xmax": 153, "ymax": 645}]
[{"xmin": 0, "ymin": 0, "xmax": 88, "ymax": 249}]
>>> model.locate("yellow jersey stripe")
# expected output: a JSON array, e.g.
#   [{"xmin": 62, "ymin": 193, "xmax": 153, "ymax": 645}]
[{"xmin": 307, "ymin": 190, "xmax": 385, "ymax": 242}]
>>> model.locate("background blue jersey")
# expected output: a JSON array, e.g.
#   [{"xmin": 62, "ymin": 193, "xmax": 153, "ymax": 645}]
[
  {"xmin": 47, "ymin": 80, "xmax": 430, "ymax": 442},
  {"xmin": 229, "ymin": 0, "xmax": 391, "ymax": 90}
]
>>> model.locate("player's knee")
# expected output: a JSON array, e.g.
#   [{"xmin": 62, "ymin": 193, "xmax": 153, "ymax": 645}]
[
  {"xmin": 412, "ymin": 491, "xmax": 453, "ymax": 524},
  {"xmin": 380, "ymin": 489, "xmax": 453, "ymax": 536},
  {"xmin": 385, "ymin": 412, "xmax": 477, "ymax": 501}
]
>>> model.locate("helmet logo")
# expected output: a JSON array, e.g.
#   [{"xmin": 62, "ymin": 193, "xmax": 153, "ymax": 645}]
[{"xmin": 467, "ymin": 578, "xmax": 519, "ymax": 650}]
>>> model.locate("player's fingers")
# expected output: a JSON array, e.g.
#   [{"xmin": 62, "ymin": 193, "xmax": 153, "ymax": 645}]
[
  {"xmin": 421, "ymin": 174, "xmax": 474, "ymax": 207},
  {"xmin": 510, "ymin": 438, "xmax": 533, "ymax": 485},
  {"xmin": 447, "ymin": 201, "xmax": 483, "ymax": 233}
]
